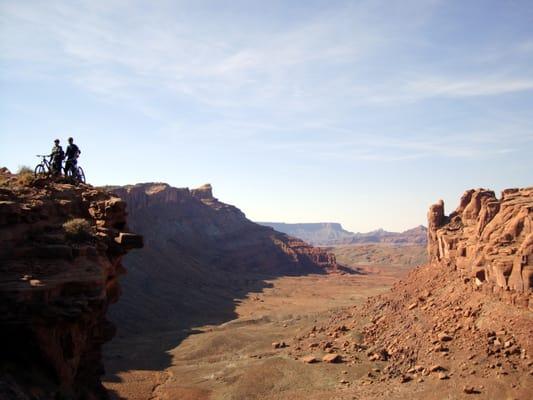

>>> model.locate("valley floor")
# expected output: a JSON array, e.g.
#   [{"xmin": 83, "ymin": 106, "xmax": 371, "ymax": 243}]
[
  {"xmin": 104, "ymin": 255, "xmax": 532, "ymax": 400},
  {"xmin": 103, "ymin": 263, "xmax": 411, "ymax": 400}
]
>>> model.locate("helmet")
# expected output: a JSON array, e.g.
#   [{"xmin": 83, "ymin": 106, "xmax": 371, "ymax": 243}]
[{"xmin": 54, "ymin": 139, "xmax": 60, "ymax": 143}]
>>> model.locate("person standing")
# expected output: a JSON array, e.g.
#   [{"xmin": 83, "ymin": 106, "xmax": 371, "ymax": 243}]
[
  {"xmin": 50, "ymin": 139, "xmax": 64, "ymax": 176},
  {"xmin": 65, "ymin": 137, "xmax": 81, "ymax": 177}
]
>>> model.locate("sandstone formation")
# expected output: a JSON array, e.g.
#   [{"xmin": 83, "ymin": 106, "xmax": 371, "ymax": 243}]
[
  {"xmin": 107, "ymin": 182, "xmax": 337, "ymax": 334},
  {"xmin": 284, "ymin": 187, "xmax": 532, "ymax": 399},
  {"xmin": 0, "ymin": 169, "xmax": 142, "ymax": 399},
  {"xmin": 428, "ymin": 187, "xmax": 532, "ymax": 296}
]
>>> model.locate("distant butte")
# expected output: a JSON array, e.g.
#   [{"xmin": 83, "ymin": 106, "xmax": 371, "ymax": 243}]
[{"xmin": 259, "ymin": 221, "xmax": 427, "ymax": 246}]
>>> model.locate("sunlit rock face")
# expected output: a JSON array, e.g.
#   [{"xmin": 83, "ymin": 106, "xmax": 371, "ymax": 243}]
[{"xmin": 427, "ymin": 187, "xmax": 533, "ymax": 300}]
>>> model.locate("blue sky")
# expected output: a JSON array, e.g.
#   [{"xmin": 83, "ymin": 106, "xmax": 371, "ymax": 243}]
[{"xmin": 1, "ymin": 0, "xmax": 532, "ymax": 232}]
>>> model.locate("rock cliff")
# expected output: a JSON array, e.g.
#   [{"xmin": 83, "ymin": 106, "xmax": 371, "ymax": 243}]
[
  {"xmin": 0, "ymin": 169, "xmax": 142, "ymax": 399},
  {"xmin": 107, "ymin": 182, "xmax": 337, "ymax": 334},
  {"xmin": 428, "ymin": 187, "xmax": 532, "ymax": 299}
]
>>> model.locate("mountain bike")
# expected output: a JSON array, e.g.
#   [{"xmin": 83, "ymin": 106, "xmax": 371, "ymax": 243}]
[
  {"xmin": 34, "ymin": 155, "xmax": 53, "ymax": 177},
  {"xmin": 65, "ymin": 160, "xmax": 86, "ymax": 184}
]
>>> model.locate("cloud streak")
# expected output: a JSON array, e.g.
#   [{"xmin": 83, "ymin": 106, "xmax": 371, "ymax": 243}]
[{"xmin": 1, "ymin": 0, "xmax": 532, "ymax": 163}]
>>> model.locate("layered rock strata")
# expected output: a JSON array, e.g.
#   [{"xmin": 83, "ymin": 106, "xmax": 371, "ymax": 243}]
[
  {"xmin": 0, "ymin": 171, "xmax": 142, "ymax": 399},
  {"xmin": 428, "ymin": 187, "xmax": 532, "ymax": 297},
  {"xmin": 107, "ymin": 182, "xmax": 337, "ymax": 335},
  {"xmin": 111, "ymin": 182, "xmax": 337, "ymax": 273}
]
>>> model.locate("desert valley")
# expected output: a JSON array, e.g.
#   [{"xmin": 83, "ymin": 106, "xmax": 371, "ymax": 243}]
[
  {"xmin": 1, "ymin": 168, "xmax": 531, "ymax": 400},
  {"xmin": 1, "ymin": 2, "xmax": 533, "ymax": 399}
]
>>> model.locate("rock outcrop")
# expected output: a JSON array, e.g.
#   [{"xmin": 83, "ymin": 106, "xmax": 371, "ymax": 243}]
[
  {"xmin": 284, "ymin": 187, "xmax": 532, "ymax": 399},
  {"xmin": 428, "ymin": 187, "xmax": 532, "ymax": 296},
  {"xmin": 0, "ymin": 170, "xmax": 142, "ymax": 399}
]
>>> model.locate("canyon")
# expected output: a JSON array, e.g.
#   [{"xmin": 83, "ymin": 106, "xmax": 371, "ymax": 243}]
[{"xmin": 1, "ymin": 167, "xmax": 531, "ymax": 400}]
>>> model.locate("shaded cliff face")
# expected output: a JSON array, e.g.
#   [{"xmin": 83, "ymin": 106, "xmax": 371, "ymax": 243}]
[
  {"xmin": 428, "ymin": 187, "xmax": 532, "ymax": 297},
  {"xmin": 0, "ymin": 170, "xmax": 142, "ymax": 400},
  {"xmin": 108, "ymin": 182, "xmax": 337, "ymax": 334}
]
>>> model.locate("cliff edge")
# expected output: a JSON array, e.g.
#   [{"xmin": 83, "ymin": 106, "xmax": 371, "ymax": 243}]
[{"xmin": 0, "ymin": 169, "xmax": 142, "ymax": 399}]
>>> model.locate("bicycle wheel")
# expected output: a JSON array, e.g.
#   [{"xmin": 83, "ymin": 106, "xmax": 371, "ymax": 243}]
[
  {"xmin": 77, "ymin": 167, "xmax": 86, "ymax": 183},
  {"xmin": 34, "ymin": 164, "xmax": 46, "ymax": 177}
]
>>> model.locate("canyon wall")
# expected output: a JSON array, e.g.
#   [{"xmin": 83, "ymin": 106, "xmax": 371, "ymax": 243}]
[
  {"xmin": 0, "ymin": 170, "xmax": 142, "ymax": 399},
  {"xmin": 108, "ymin": 182, "xmax": 337, "ymax": 334},
  {"xmin": 428, "ymin": 187, "xmax": 532, "ymax": 304}
]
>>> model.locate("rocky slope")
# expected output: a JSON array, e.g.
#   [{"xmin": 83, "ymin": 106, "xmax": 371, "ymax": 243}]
[
  {"xmin": 283, "ymin": 187, "xmax": 532, "ymax": 399},
  {"xmin": 260, "ymin": 222, "xmax": 427, "ymax": 246},
  {"xmin": 107, "ymin": 183, "xmax": 337, "ymax": 335},
  {"xmin": 0, "ymin": 169, "xmax": 142, "ymax": 400}
]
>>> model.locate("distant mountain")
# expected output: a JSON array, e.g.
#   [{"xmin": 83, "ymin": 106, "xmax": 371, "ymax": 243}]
[
  {"xmin": 346, "ymin": 225, "xmax": 428, "ymax": 245},
  {"xmin": 258, "ymin": 222, "xmax": 354, "ymax": 246},
  {"xmin": 258, "ymin": 222, "xmax": 427, "ymax": 246}
]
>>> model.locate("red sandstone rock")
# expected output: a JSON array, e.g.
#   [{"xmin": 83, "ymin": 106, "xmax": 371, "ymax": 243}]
[
  {"xmin": 322, "ymin": 353, "xmax": 342, "ymax": 363},
  {"xmin": 0, "ymin": 175, "xmax": 142, "ymax": 399},
  {"xmin": 301, "ymin": 355, "xmax": 319, "ymax": 363},
  {"xmin": 282, "ymin": 187, "xmax": 532, "ymax": 396},
  {"xmin": 427, "ymin": 187, "xmax": 532, "ymax": 294}
]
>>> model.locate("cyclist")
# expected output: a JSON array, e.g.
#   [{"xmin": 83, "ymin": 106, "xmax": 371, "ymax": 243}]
[
  {"xmin": 65, "ymin": 137, "xmax": 81, "ymax": 178},
  {"xmin": 50, "ymin": 139, "xmax": 64, "ymax": 176}
]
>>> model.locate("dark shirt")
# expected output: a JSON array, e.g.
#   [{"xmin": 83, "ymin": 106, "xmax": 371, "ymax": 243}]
[{"xmin": 66, "ymin": 144, "xmax": 80, "ymax": 160}]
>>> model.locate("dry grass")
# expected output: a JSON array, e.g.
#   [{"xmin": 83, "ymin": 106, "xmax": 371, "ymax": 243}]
[
  {"xmin": 15, "ymin": 165, "xmax": 35, "ymax": 186},
  {"xmin": 16, "ymin": 165, "xmax": 33, "ymax": 174},
  {"xmin": 63, "ymin": 218, "xmax": 93, "ymax": 241}
]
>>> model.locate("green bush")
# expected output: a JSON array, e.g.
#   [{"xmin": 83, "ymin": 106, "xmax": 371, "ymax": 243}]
[{"xmin": 63, "ymin": 218, "xmax": 93, "ymax": 241}]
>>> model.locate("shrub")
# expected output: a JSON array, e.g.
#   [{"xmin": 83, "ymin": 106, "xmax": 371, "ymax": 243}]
[
  {"xmin": 63, "ymin": 218, "xmax": 93, "ymax": 242},
  {"xmin": 16, "ymin": 165, "xmax": 34, "ymax": 186},
  {"xmin": 16, "ymin": 165, "xmax": 33, "ymax": 174}
]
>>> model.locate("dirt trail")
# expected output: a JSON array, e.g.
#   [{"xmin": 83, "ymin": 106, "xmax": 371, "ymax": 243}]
[{"xmin": 104, "ymin": 264, "xmax": 410, "ymax": 400}]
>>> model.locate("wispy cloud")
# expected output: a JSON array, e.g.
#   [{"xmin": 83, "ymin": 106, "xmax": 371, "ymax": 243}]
[{"xmin": 1, "ymin": 0, "xmax": 532, "ymax": 163}]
